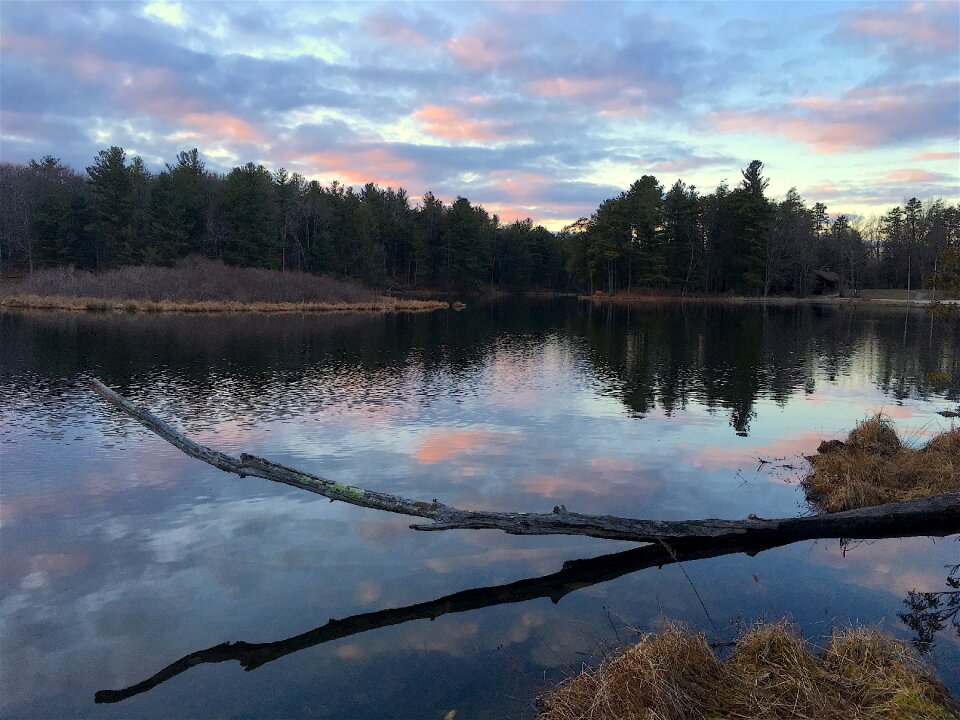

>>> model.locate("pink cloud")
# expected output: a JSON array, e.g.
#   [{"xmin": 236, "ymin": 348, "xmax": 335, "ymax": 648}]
[
  {"xmin": 72, "ymin": 51, "xmax": 114, "ymax": 82},
  {"xmin": 528, "ymin": 76, "xmax": 619, "ymax": 98},
  {"xmin": 3, "ymin": 31, "xmax": 272, "ymax": 153},
  {"xmin": 336, "ymin": 645, "xmax": 364, "ymax": 660},
  {"xmin": 710, "ymin": 80, "xmax": 959, "ymax": 153},
  {"xmin": 354, "ymin": 580, "xmax": 382, "ymax": 604},
  {"xmin": 414, "ymin": 104, "xmax": 509, "ymax": 142},
  {"xmin": 588, "ymin": 457, "xmax": 634, "ymax": 473},
  {"xmin": 876, "ymin": 405, "xmax": 917, "ymax": 420},
  {"xmin": 527, "ymin": 75, "xmax": 677, "ymax": 117},
  {"xmin": 803, "ymin": 183, "xmax": 841, "ymax": 197},
  {"xmin": 482, "ymin": 201, "xmax": 584, "ymax": 224},
  {"xmin": 487, "ymin": 169, "xmax": 550, "ymax": 196},
  {"xmin": 711, "ymin": 111, "xmax": 877, "ymax": 154},
  {"xmin": 843, "ymin": 3, "xmax": 959, "ymax": 53},
  {"xmin": 518, "ymin": 474, "xmax": 614, "ymax": 498},
  {"xmin": 446, "ymin": 32, "xmax": 503, "ymax": 71},
  {"xmin": 293, "ymin": 147, "xmax": 421, "ymax": 188},
  {"xmin": 413, "ymin": 427, "xmax": 513, "ymax": 464},
  {"xmin": 0, "ymin": 31, "xmax": 54, "ymax": 55},
  {"xmin": 480, "ymin": 203, "xmax": 535, "ymax": 222},
  {"xmin": 686, "ymin": 430, "xmax": 825, "ymax": 471},
  {"xmin": 879, "ymin": 168, "xmax": 955, "ymax": 184},
  {"xmin": 181, "ymin": 112, "xmax": 264, "ymax": 144}
]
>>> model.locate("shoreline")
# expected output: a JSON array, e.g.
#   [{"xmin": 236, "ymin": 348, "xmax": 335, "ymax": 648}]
[
  {"xmin": 578, "ymin": 293, "xmax": 959, "ymax": 309},
  {"xmin": 0, "ymin": 293, "xmax": 450, "ymax": 315}
]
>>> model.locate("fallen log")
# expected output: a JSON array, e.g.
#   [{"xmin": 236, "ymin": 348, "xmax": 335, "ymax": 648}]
[{"xmin": 91, "ymin": 378, "xmax": 960, "ymax": 544}]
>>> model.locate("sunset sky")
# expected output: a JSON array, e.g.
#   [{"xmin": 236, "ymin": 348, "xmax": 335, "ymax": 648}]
[{"xmin": 1, "ymin": 1, "xmax": 958, "ymax": 229}]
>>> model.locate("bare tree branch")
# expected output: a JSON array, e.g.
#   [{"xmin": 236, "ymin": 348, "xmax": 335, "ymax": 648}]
[{"xmin": 91, "ymin": 378, "xmax": 960, "ymax": 544}]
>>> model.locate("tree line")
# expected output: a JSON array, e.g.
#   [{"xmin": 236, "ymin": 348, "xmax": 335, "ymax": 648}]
[{"xmin": 1, "ymin": 148, "xmax": 957, "ymax": 295}]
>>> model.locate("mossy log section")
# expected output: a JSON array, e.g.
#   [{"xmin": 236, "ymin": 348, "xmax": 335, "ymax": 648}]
[{"xmin": 91, "ymin": 378, "xmax": 960, "ymax": 544}]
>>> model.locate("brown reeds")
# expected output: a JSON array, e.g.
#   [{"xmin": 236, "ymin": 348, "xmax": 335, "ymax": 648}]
[
  {"xmin": 802, "ymin": 415, "xmax": 960, "ymax": 513},
  {"xmin": 538, "ymin": 621, "xmax": 957, "ymax": 720},
  {"xmin": 0, "ymin": 258, "xmax": 449, "ymax": 314},
  {"xmin": 0, "ymin": 294, "xmax": 447, "ymax": 314}
]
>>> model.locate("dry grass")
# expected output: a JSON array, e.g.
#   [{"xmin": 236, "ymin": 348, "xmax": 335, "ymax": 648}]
[
  {"xmin": 802, "ymin": 415, "xmax": 960, "ymax": 513},
  {"xmin": 5, "ymin": 257, "xmax": 375, "ymax": 303},
  {"xmin": 538, "ymin": 621, "xmax": 958, "ymax": 720},
  {"xmin": 0, "ymin": 258, "xmax": 449, "ymax": 314},
  {"xmin": 0, "ymin": 293, "xmax": 447, "ymax": 314}
]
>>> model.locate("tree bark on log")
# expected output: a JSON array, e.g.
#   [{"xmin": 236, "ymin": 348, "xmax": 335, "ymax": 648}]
[{"xmin": 91, "ymin": 378, "xmax": 960, "ymax": 544}]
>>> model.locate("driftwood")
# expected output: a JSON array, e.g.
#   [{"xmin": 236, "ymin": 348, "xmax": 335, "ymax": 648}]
[
  {"xmin": 96, "ymin": 531, "xmax": 959, "ymax": 704},
  {"xmin": 91, "ymin": 378, "xmax": 960, "ymax": 544}
]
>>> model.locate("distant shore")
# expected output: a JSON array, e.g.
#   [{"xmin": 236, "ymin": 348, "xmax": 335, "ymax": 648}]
[{"xmin": 579, "ymin": 292, "xmax": 959, "ymax": 309}]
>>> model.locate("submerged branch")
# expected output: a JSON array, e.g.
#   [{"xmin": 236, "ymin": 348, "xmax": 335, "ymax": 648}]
[{"xmin": 91, "ymin": 378, "xmax": 960, "ymax": 544}]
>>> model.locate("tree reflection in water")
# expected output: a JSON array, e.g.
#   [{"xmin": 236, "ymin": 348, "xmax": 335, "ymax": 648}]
[{"xmin": 900, "ymin": 556, "xmax": 960, "ymax": 652}]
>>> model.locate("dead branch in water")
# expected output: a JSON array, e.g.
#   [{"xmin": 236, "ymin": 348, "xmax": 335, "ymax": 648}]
[{"xmin": 90, "ymin": 379, "xmax": 960, "ymax": 544}]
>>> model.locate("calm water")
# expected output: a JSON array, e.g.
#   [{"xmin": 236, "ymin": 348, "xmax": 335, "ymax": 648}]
[{"xmin": 1, "ymin": 300, "xmax": 958, "ymax": 718}]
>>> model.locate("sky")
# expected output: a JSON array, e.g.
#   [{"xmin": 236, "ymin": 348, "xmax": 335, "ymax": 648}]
[{"xmin": 1, "ymin": 1, "xmax": 958, "ymax": 230}]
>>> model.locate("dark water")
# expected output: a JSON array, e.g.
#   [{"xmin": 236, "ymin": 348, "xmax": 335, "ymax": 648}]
[{"xmin": 1, "ymin": 300, "xmax": 958, "ymax": 719}]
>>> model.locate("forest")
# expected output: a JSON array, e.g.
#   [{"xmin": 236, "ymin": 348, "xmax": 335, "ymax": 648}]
[{"xmin": 1, "ymin": 147, "xmax": 958, "ymax": 296}]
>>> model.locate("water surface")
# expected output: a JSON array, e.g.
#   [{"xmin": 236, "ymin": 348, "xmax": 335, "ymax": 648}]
[{"xmin": 2, "ymin": 301, "xmax": 958, "ymax": 718}]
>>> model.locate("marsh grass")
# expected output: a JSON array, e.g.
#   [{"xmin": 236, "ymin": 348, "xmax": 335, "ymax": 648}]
[
  {"xmin": 1, "ymin": 294, "xmax": 448, "ymax": 314},
  {"xmin": 538, "ymin": 621, "xmax": 957, "ymax": 720},
  {"xmin": 802, "ymin": 415, "xmax": 959, "ymax": 512},
  {"xmin": 0, "ymin": 257, "xmax": 448, "ymax": 314}
]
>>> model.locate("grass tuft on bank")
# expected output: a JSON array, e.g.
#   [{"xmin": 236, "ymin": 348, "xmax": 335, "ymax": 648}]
[
  {"xmin": 0, "ymin": 258, "xmax": 449, "ymax": 314},
  {"xmin": 803, "ymin": 415, "xmax": 960, "ymax": 512},
  {"xmin": 538, "ymin": 621, "xmax": 957, "ymax": 720}
]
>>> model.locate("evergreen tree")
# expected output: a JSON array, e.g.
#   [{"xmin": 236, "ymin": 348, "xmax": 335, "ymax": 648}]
[
  {"xmin": 126, "ymin": 156, "xmax": 152, "ymax": 264},
  {"xmin": 151, "ymin": 149, "xmax": 208, "ymax": 263},
  {"xmin": 28, "ymin": 157, "xmax": 87, "ymax": 267},
  {"xmin": 728, "ymin": 160, "xmax": 772, "ymax": 293},
  {"xmin": 221, "ymin": 163, "xmax": 278, "ymax": 267},
  {"xmin": 661, "ymin": 180, "xmax": 702, "ymax": 294},
  {"xmin": 86, "ymin": 146, "xmax": 132, "ymax": 268},
  {"xmin": 624, "ymin": 176, "xmax": 664, "ymax": 288}
]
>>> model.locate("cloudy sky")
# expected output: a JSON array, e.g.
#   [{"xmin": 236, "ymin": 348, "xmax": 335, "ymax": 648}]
[{"xmin": 1, "ymin": 1, "xmax": 958, "ymax": 229}]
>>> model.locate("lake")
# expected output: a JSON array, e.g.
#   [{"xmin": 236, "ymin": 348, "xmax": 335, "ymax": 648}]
[{"xmin": 1, "ymin": 300, "xmax": 958, "ymax": 719}]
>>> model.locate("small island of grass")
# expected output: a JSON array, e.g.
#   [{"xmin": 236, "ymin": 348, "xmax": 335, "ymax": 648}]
[
  {"xmin": 0, "ymin": 257, "xmax": 449, "ymax": 315},
  {"xmin": 803, "ymin": 415, "xmax": 960, "ymax": 513}
]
